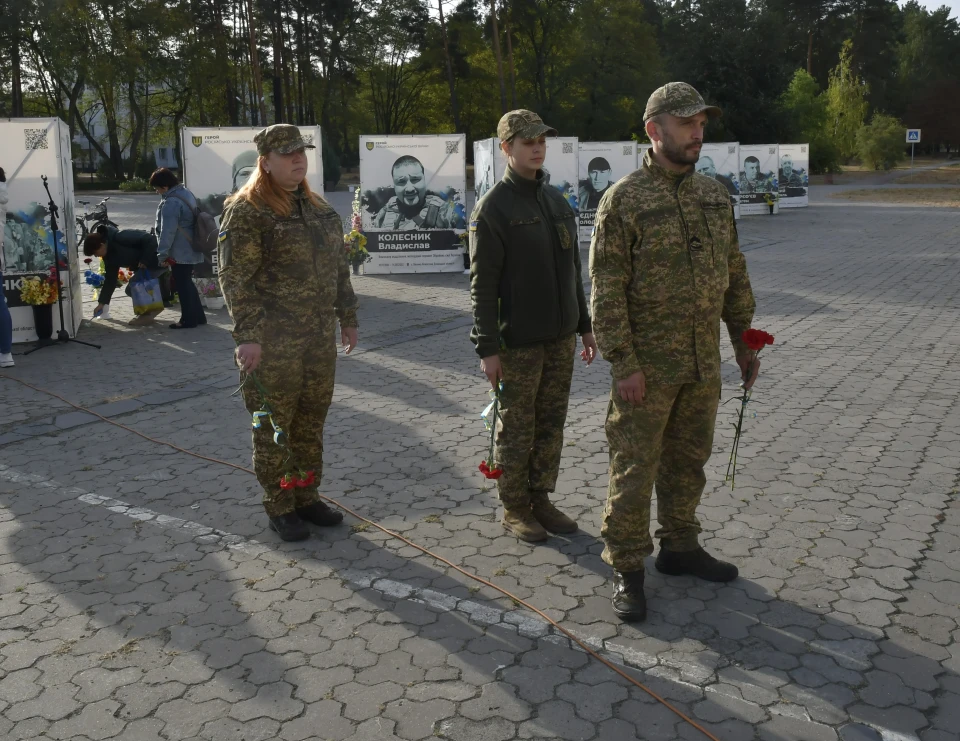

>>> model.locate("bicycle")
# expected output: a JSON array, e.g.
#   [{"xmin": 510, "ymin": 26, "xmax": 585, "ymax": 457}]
[{"xmin": 75, "ymin": 196, "xmax": 118, "ymax": 244}]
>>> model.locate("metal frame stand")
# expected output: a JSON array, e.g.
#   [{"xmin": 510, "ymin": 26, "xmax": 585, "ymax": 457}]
[{"xmin": 24, "ymin": 175, "xmax": 101, "ymax": 355}]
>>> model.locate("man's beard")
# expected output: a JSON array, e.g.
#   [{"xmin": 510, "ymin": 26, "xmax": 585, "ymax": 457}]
[
  {"xmin": 398, "ymin": 193, "xmax": 424, "ymax": 213},
  {"xmin": 659, "ymin": 131, "xmax": 700, "ymax": 167}
]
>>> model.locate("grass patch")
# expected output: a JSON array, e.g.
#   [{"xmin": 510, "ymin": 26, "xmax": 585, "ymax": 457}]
[
  {"xmin": 830, "ymin": 187, "xmax": 960, "ymax": 206},
  {"xmin": 895, "ymin": 164, "xmax": 960, "ymax": 185},
  {"xmin": 350, "ymin": 521, "xmax": 371, "ymax": 533}
]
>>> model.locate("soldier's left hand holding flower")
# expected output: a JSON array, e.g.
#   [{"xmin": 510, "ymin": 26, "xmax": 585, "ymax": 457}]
[
  {"xmin": 341, "ymin": 326, "xmax": 358, "ymax": 355},
  {"xmin": 237, "ymin": 343, "xmax": 262, "ymax": 373},
  {"xmin": 736, "ymin": 354, "xmax": 761, "ymax": 391},
  {"xmin": 580, "ymin": 332, "xmax": 598, "ymax": 365}
]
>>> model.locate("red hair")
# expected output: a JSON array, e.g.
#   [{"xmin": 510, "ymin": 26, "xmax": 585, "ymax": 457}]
[{"xmin": 225, "ymin": 157, "xmax": 322, "ymax": 217}]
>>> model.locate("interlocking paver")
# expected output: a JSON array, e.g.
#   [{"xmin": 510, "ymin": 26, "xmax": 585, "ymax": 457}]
[{"xmin": 2, "ymin": 196, "xmax": 960, "ymax": 740}]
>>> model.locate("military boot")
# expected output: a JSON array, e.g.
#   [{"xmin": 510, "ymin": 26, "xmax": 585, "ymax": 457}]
[
  {"xmin": 655, "ymin": 546, "xmax": 738, "ymax": 582},
  {"xmin": 268, "ymin": 512, "xmax": 310, "ymax": 542},
  {"xmin": 297, "ymin": 501, "xmax": 344, "ymax": 527},
  {"xmin": 530, "ymin": 493, "xmax": 578, "ymax": 534},
  {"xmin": 611, "ymin": 570, "xmax": 647, "ymax": 622},
  {"xmin": 502, "ymin": 506, "xmax": 549, "ymax": 542}
]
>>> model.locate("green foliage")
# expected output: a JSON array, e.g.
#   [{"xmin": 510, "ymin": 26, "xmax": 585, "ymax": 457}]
[
  {"xmin": 856, "ymin": 113, "xmax": 905, "ymax": 170},
  {"xmin": 135, "ymin": 152, "xmax": 158, "ymax": 181},
  {"xmin": 119, "ymin": 177, "xmax": 153, "ymax": 192},
  {"xmin": 779, "ymin": 70, "xmax": 841, "ymax": 173},
  {"xmin": 322, "ymin": 136, "xmax": 341, "ymax": 188},
  {"xmin": 2, "ymin": 0, "xmax": 959, "ymax": 163},
  {"xmin": 825, "ymin": 40, "xmax": 869, "ymax": 160}
]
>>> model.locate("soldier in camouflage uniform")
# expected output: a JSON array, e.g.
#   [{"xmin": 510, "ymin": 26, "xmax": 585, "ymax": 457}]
[
  {"xmin": 372, "ymin": 156, "xmax": 465, "ymax": 230},
  {"xmin": 739, "ymin": 155, "xmax": 777, "ymax": 195},
  {"xmin": 218, "ymin": 124, "xmax": 360, "ymax": 542},
  {"xmin": 197, "ymin": 150, "xmax": 259, "ymax": 223},
  {"xmin": 470, "ymin": 110, "xmax": 598, "ymax": 542},
  {"xmin": 589, "ymin": 83, "xmax": 758, "ymax": 622}
]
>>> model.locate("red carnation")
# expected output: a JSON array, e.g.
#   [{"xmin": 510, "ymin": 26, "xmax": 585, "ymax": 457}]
[
  {"xmin": 279, "ymin": 474, "xmax": 297, "ymax": 490},
  {"xmin": 741, "ymin": 328, "xmax": 774, "ymax": 352},
  {"xmin": 479, "ymin": 461, "xmax": 503, "ymax": 480},
  {"xmin": 296, "ymin": 470, "xmax": 316, "ymax": 488},
  {"xmin": 84, "ymin": 258, "xmax": 92, "ymax": 265}
]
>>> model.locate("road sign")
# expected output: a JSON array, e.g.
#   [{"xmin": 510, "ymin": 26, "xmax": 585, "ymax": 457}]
[{"xmin": 906, "ymin": 129, "xmax": 921, "ymax": 143}]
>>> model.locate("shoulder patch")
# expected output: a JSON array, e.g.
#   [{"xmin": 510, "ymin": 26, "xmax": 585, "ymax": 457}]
[{"xmin": 218, "ymin": 230, "xmax": 229, "ymax": 242}]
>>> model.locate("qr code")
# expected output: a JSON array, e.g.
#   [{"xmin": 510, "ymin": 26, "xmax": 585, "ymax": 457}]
[
  {"xmin": 562, "ymin": 142, "xmax": 573, "ymax": 154},
  {"xmin": 769, "ymin": 147, "xmax": 776, "ymax": 154},
  {"xmin": 445, "ymin": 140, "xmax": 459, "ymax": 154},
  {"xmin": 25, "ymin": 128, "xmax": 48, "ymax": 150},
  {"xmin": 622, "ymin": 145, "xmax": 633, "ymax": 156},
  {"xmin": 801, "ymin": 146, "xmax": 807, "ymax": 153},
  {"xmin": 728, "ymin": 145, "xmax": 736, "ymax": 154},
  {"xmin": 301, "ymin": 135, "xmax": 314, "ymax": 146}
]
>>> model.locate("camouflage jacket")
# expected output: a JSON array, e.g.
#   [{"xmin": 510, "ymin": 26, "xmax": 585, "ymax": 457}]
[
  {"xmin": 218, "ymin": 190, "xmax": 359, "ymax": 347},
  {"xmin": 374, "ymin": 194, "xmax": 463, "ymax": 230},
  {"xmin": 739, "ymin": 174, "xmax": 777, "ymax": 194},
  {"xmin": 589, "ymin": 150, "xmax": 755, "ymax": 384}
]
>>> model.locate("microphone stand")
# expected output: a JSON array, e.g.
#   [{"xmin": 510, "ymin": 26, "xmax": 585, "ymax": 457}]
[{"xmin": 24, "ymin": 175, "xmax": 101, "ymax": 354}]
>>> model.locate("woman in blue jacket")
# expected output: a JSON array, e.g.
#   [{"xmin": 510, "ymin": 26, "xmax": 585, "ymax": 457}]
[{"xmin": 150, "ymin": 168, "xmax": 206, "ymax": 329}]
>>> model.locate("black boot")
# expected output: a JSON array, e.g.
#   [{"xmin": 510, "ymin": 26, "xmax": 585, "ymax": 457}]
[
  {"xmin": 268, "ymin": 512, "xmax": 310, "ymax": 541},
  {"xmin": 611, "ymin": 570, "xmax": 647, "ymax": 622},
  {"xmin": 655, "ymin": 546, "xmax": 738, "ymax": 582},
  {"xmin": 297, "ymin": 501, "xmax": 344, "ymax": 527}
]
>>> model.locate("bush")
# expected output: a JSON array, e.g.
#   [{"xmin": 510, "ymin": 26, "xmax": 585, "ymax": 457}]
[
  {"xmin": 856, "ymin": 114, "xmax": 905, "ymax": 171},
  {"xmin": 119, "ymin": 177, "xmax": 153, "ymax": 192},
  {"xmin": 74, "ymin": 180, "xmax": 121, "ymax": 191},
  {"xmin": 135, "ymin": 152, "xmax": 158, "ymax": 180},
  {"xmin": 809, "ymin": 136, "xmax": 843, "ymax": 174},
  {"xmin": 322, "ymin": 136, "xmax": 341, "ymax": 189}
]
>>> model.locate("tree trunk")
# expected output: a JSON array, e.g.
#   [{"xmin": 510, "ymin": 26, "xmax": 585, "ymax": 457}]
[
  {"xmin": 505, "ymin": 12, "xmax": 517, "ymax": 109},
  {"xmin": 11, "ymin": 28, "xmax": 24, "ymax": 117},
  {"xmin": 246, "ymin": 0, "xmax": 268, "ymax": 125},
  {"xmin": 437, "ymin": 0, "xmax": 461, "ymax": 131},
  {"xmin": 127, "ymin": 79, "xmax": 144, "ymax": 180},
  {"xmin": 490, "ymin": 0, "xmax": 507, "ymax": 114},
  {"xmin": 281, "ymin": 17, "xmax": 295, "ymax": 124},
  {"xmin": 272, "ymin": 4, "xmax": 284, "ymax": 122}
]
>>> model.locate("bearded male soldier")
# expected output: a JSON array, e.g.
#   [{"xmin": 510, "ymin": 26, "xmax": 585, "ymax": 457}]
[{"xmin": 589, "ymin": 82, "xmax": 759, "ymax": 622}]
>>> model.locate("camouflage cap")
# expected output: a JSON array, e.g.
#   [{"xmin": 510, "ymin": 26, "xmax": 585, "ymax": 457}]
[
  {"xmin": 497, "ymin": 110, "xmax": 558, "ymax": 142},
  {"xmin": 253, "ymin": 124, "xmax": 316, "ymax": 155},
  {"xmin": 643, "ymin": 82, "xmax": 722, "ymax": 122}
]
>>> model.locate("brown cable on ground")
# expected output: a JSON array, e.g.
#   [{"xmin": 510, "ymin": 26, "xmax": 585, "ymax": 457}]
[{"xmin": 1, "ymin": 374, "xmax": 722, "ymax": 741}]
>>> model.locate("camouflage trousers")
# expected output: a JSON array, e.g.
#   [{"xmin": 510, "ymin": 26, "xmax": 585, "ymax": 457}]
[
  {"xmin": 495, "ymin": 334, "xmax": 576, "ymax": 509},
  {"xmin": 241, "ymin": 319, "xmax": 337, "ymax": 517},
  {"xmin": 601, "ymin": 378, "xmax": 722, "ymax": 572}
]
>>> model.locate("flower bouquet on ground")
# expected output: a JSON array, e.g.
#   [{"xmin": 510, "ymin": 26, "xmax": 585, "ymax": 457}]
[
  {"xmin": 478, "ymin": 385, "xmax": 503, "ymax": 479},
  {"xmin": 196, "ymin": 278, "xmax": 224, "ymax": 309},
  {"xmin": 20, "ymin": 268, "xmax": 59, "ymax": 305},
  {"xmin": 83, "ymin": 257, "xmax": 105, "ymax": 298},
  {"xmin": 344, "ymin": 188, "xmax": 371, "ymax": 273},
  {"xmin": 724, "ymin": 329, "xmax": 774, "ymax": 489}
]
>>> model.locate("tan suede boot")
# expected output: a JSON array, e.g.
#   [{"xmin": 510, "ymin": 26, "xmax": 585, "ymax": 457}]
[
  {"xmin": 502, "ymin": 506, "xmax": 549, "ymax": 542},
  {"xmin": 530, "ymin": 494, "xmax": 578, "ymax": 534}
]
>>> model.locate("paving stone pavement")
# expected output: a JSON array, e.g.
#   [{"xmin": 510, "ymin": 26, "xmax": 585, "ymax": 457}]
[{"xmin": 1, "ymin": 192, "xmax": 959, "ymax": 740}]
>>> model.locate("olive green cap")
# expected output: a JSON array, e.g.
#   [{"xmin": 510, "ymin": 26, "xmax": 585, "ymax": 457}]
[
  {"xmin": 497, "ymin": 110, "xmax": 558, "ymax": 142},
  {"xmin": 643, "ymin": 82, "xmax": 722, "ymax": 122},
  {"xmin": 253, "ymin": 124, "xmax": 316, "ymax": 155}
]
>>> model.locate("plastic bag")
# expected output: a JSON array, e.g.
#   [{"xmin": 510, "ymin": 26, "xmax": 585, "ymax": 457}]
[{"xmin": 130, "ymin": 272, "xmax": 164, "ymax": 315}]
